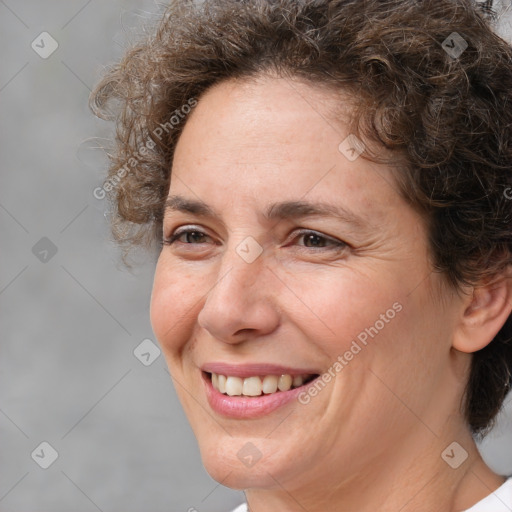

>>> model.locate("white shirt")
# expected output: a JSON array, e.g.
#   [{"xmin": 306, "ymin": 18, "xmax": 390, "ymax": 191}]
[
  {"xmin": 464, "ymin": 476, "xmax": 512, "ymax": 512},
  {"xmin": 230, "ymin": 477, "xmax": 512, "ymax": 512}
]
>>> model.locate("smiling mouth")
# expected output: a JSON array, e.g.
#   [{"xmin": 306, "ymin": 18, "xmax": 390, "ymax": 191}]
[{"xmin": 205, "ymin": 371, "xmax": 319, "ymax": 397}]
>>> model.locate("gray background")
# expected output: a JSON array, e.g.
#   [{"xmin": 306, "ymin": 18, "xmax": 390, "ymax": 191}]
[{"xmin": 0, "ymin": 1, "xmax": 511, "ymax": 511}]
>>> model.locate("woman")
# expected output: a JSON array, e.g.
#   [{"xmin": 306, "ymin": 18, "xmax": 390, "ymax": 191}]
[{"xmin": 91, "ymin": 0, "xmax": 512, "ymax": 510}]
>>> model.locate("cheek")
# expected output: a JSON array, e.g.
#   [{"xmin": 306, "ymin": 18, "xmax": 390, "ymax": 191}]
[
  {"xmin": 287, "ymin": 264, "xmax": 445, "ymax": 385},
  {"xmin": 149, "ymin": 261, "xmax": 201, "ymax": 358},
  {"xmin": 277, "ymin": 265, "xmax": 405, "ymax": 352}
]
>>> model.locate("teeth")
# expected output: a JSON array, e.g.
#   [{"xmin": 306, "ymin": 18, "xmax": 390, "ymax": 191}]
[
  {"xmin": 210, "ymin": 372, "xmax": 313, "ymax": 397},
  {"xmin": 262, "ymin": 375, "xmax": 278, "ymax": 394},
  {"xmin": 242, "ymin": 376, "xmax": 262, "ymax": 396},
  {"xmin": 292, "ymin": 375, "xmax": 304, "ymax": 387},
  {"xmin": 278, "ymin": 374, "xmax": 292, "ymax": 391},
  {"xmin": 217, "ymin": 374, "xmax": 226, "ymax": 394},
  {"xmin": 225, "ymin": 376, "xmax": 243, "ymax": 396}
]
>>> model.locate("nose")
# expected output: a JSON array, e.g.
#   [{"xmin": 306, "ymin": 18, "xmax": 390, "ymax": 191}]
[{"xmin": 197, "ymin": 243, "xmax": 280, "ymax": 344}]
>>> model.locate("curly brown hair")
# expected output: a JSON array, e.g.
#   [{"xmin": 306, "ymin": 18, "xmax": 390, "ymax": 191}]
[{"xmin": 90, "ymin": 0, "xmax": 512, "ymax": 437}]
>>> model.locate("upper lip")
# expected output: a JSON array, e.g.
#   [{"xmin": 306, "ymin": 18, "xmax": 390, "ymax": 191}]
[{"xmin": 201, "ymin": 362, "xmax": 320, "ymax": 378}]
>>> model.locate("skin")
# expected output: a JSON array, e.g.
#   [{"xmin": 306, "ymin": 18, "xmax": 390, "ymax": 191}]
[{"xmin": 150, "ymin": 75, "xmax": 512, "ymax": 512}]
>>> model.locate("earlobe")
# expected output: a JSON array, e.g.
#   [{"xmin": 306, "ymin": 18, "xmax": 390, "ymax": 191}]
[{"xmin": 453, "ymin": 269, "xmax": 512, "ymax": 354}]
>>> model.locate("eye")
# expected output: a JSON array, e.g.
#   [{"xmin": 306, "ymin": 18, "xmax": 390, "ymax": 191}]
[
  {"xmin": 161, "ymin": 227, "xmax": 348, "ymax": 252},
  {"xmin": 161, "ymin": 227, "xmax": 214, "ymax": 247},
  {"xmin": 291, "ymin": 229, "xmax": 348, "ymax": 251}
]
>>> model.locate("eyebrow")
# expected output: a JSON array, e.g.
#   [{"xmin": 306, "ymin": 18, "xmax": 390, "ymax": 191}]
[{"xmin": 164, "ymin": 195, "xmax": 372, "ymax": 230}]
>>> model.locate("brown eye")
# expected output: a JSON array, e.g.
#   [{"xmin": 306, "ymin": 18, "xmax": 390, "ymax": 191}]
[
  {"xmin": 302, "ymin": 233, "xmax": 328, "ymax": 247},
  {"xmin": 180, "ymin": 230, "xmax": 209, "ymax": 244},
  {"xmin": 294, "ymin": 229, "xmax": 347, "ymax": 250},
  {"xmin": 162, "ymin": 228, "xmax": 213, "ymax": 246}
]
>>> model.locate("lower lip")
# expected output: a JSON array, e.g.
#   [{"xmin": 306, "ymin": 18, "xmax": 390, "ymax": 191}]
[{"xmin": 203, "ymin": 372, "xmax": 315, "ymax": 419}]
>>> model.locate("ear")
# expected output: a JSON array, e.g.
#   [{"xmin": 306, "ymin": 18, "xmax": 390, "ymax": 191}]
[{"xmin": 452, "ymin": 267, "xmax": 512, "ymax": 353}]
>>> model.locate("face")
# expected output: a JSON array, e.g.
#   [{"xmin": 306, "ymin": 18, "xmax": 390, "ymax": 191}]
[{"xmin": 150, "ymin": 75, "xmax": 464, "ymax": 492}]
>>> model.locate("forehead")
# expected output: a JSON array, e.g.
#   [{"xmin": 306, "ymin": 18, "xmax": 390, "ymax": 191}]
[
  {"xmin": 169, "ymin": 76, "xmax": 403, "ymax": 222},
  {"xmin": 176, "ymin": 75, "xmax": 350, "ymax": 154}
]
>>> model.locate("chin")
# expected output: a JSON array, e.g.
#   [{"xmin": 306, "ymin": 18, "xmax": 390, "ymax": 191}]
[
  {"xmin": 198, "ymin": 436, "xmax": 288, "ymax": 489},
  {"xmin": 203, "ymin": 456, "xmax": 279, "ymax": 489}
]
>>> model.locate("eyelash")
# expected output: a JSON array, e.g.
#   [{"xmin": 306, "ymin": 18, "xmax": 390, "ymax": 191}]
[{"xmin": 160, "ymin": 227, "xmax": 347, "ymax": 251}]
